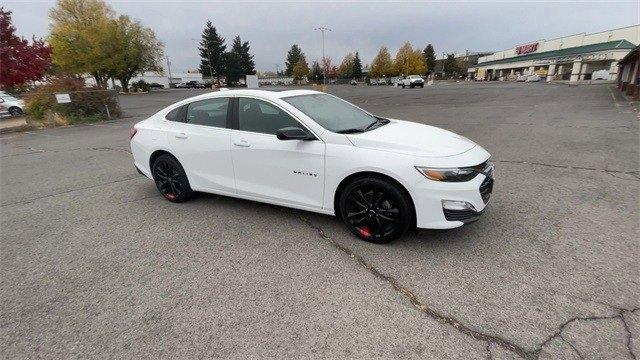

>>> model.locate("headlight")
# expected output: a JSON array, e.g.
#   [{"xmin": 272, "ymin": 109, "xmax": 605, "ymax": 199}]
[{"xmin": 416, "ymin": 166, "xmax": 484, "ymax": 182}]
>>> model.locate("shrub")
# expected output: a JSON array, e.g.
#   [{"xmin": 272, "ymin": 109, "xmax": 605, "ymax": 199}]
[
  {"xmin": 24, "ymin": 76, "xmax": 121, "ymax": 125},
  {"xmin": 131, "ymin": 79, "xmax": 150, "ymax": 92}
]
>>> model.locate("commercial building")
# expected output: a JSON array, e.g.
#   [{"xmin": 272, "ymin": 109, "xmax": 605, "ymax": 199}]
[
  {"xmin": 616, "ymin": 46, "xmax": 639, "ymax": 100},
  {"xmin": 85, "ymin": 71, "xmax": 203, "ymax": 89},
  {"xmin": 433, "ymin": 51, "xmax": 494, "ymax": 79},
  {"xmin": 470, "ymin": 25, "xmax": 639, "ymax": 83}
]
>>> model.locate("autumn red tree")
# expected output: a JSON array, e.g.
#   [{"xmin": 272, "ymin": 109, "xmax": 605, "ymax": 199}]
[{"xmin": 0, "ymin": 8, "xmax": 51, "ymax": 89}]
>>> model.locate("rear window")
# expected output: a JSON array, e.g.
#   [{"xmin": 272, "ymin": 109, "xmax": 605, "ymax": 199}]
[{"xmin": 165, "ymin": 107, "xmax": 181, "ymax": 121}]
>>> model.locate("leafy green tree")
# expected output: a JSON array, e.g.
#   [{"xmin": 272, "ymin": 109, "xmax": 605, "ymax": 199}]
[
  {"xmin": 369, "ymin": 46, "xmax": 394, "ymax": 77},
  {"xmin": 353, "ymin": 52, "xmax": 363, "ymax": 79},
  {"xmin": 285, "ymin": 44, "xmax": 305, "ymax": 76},
  {"xmin": 111, "ymin": 15, "xmax": 163, "ymax": 92},
  {"xmin": 443, "ymin": 53, "xmax": 462, "ymax": 77},
  {"xmin": 49, "ymin": 0, "xmax": 116, "ymax": 87},
  {"xmin": 394, "ymin": 42, "xmax": 426, "ymax": 76},
  {"xmin": 292, "ymin": 58, "xmax": 309, "ymax": 81},
  {"xmin": 337, "ymin": 53, "xmax": 355, "ymax": 79},
  {"xmin": 423, "ymin": 44, "xmax": 435, "ymax": 75},
  {"xmin": 198, "ymin": 20, "xmax": 226, "ymax": 83}
]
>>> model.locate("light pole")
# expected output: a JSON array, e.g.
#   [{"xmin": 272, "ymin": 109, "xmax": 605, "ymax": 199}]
[
  {"xmin": 165, "ymin": 56, "xmax": 173, "ymax": 88},
  {"xmin": 192, "ymin": 38, "xmax": 215, "ymax": 88},
  {"xmin": 314, "ymin": 26, "xmax": 332, "ymax": 89}
]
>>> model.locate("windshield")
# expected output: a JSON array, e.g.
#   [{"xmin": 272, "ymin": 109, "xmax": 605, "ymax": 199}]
[{"xmin": 282, "ymin": 93, "xmax": 377, "ymax": 133}]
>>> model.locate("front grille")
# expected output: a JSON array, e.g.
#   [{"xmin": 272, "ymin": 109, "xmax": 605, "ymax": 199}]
[
  {"xmin": 443, "ymin": 209, "xmax": 481, "ymax": 222},
  {"xmin": 479, "ymin": 176, "xmax": 494, "ymax": 203}
]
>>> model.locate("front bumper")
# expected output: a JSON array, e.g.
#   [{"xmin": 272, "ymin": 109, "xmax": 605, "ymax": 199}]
[{"xmin": 410, "ymin": 162, "xmax": 494, "ymax": 229}]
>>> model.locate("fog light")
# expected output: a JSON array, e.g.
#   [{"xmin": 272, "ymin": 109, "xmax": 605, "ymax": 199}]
[{"xmin": 442, "ymin": 200, "xmax": 477, "ymax": 212}]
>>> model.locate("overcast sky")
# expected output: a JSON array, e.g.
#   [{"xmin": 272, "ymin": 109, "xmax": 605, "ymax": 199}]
[{"xmin": 5, "ymin": 0, "xmax": 639, "ymax": 73}]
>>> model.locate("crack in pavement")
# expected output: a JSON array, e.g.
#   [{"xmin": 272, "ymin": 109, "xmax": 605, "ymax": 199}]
[
  {"xmin": 0, "ymin": 175, "xmax": 143, "ymax": 207},
  {"xmin": 297, "ymin": 214, "xmax": 640, "ymax": 359},
  {"xmin": 535, "ymin": 309, "xmax": 639, "ymax": 359},
  {"xmin": 1, "ymin": 146, "xmax": 132, "ymax": 158},
  {"xmin": 559, "ymin": 335, "xmax": 584, "ymax": 359},
  {"xmin": 493, "ymin": 159, "xmax": 640, "ymax": 179},
  {"xmin": 622, "ymin": 311, "xmax": 638, "ymax": 360},
  {"xmin": 296, "ymin": 214, "xmax": 531, "ymax": 359}
]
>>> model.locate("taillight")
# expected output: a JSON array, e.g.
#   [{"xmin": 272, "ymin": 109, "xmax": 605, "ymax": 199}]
[{"xmin": 130, "ymin": 127, "xmax": 138, "ymax": 139}]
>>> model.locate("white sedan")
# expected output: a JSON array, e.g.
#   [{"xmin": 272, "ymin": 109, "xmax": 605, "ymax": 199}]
[{"xmin": 130, "ymin": 89, "xmax": 494, "ymax": 243}]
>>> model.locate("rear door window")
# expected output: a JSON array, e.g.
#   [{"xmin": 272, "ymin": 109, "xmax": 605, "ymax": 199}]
[{"xmin": 186, "ymin": 97, "xmax": 230, "ymax": 128}]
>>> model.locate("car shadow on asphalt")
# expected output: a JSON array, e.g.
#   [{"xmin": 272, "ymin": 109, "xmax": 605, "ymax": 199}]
[{"xmin": 185, "ymin": 191, "xmax": 480, "ymax": 250}]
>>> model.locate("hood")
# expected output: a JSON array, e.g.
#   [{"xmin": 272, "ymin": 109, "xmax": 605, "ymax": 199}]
[{"xmin": 346, "ymin": 119, "xmax": 476, "ymax": 157}]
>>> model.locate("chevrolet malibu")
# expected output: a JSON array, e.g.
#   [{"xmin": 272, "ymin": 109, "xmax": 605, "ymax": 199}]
[{"xmin": 130, "ymin": 89, "xmax": 494, "ymax": 243}]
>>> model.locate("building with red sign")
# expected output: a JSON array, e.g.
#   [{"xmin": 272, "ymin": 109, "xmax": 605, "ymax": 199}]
[{"xmin": 469, "ymin": 25, "xmax": 639, "ymax": 83}]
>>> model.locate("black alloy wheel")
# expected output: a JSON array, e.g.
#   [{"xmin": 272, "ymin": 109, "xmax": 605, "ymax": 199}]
[
  {"xmin": 339, "ymin": 177, "xmax": 412, "ymax": 243},
  {"xmin": 9, "ymin": 107, "xmax": 23, "ymax": 116},
  {"xmin": 152, "ymin": 154, "xmax": 193, "ymax": 202}
]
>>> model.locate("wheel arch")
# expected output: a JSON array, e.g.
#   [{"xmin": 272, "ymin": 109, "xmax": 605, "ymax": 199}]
[
  {"xmin": 333, "ymin": 171, "xmax": 416, "ymax": 227},
  {"xmin": 149, "ymin": 149, "xmax": 174, "ymax": 176}
]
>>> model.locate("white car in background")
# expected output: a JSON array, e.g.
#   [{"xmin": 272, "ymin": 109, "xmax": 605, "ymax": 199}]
[
  {"xmin": 526, "ymin": 74, "xmax": 541, "ymax": 82},
  {"xmin": 130, "ymin": 90, "xmax": 493, "ymax": 243},
  {"xmin": 401, "ymin": 75, "xmax": 425, "ymax": 88},
  {"xmin": 0, "ymin": 92, "xmax": 25, "ymax": 116}
]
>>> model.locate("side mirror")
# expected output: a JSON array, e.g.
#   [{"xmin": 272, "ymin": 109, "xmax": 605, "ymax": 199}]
[{"xmin": 276, "ymin": 127, "xmax": 315, "ymax": 141}]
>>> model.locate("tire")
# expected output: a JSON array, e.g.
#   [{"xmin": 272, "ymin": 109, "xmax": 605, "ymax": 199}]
[
  {"xmin": 9, "ymin": 107, "xmax": 23, "ymax": 116},
  {"xmin": 152, "ymin": 154, "xmax": 194, "ymax": 202},
  {"xmin": 410, "ymin": 84, "xmax": 415, "ymax": 88},
  {"xmin": 419, "ymin": 84, "xmax": 424, "ymax": 88},
  {"xmin": 401, "ymin": 84, "xmax": 405, "ymax": 88},
  {"xmin": 339, "ymin": 177, "xmax": 413, "ymax": 244}
]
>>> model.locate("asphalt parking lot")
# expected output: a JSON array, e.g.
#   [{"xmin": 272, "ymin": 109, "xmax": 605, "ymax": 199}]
[{"xmin": 1, "ymin": 83, "xmax": 638, "ymax": 359}]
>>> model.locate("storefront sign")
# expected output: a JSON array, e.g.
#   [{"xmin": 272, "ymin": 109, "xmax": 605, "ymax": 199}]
[{"xmin": 515, "ymin": 43, "xmax": 538, "ymax": 55}]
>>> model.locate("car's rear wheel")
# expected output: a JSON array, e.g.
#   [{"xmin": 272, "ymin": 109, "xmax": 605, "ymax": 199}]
[
  {"xmin": 339, "ymin": 177, "xmax": 412, "ymax": 244},
  {"xmin": 152, "ymin": 154, "xmax": 193, "ymax": 202}
]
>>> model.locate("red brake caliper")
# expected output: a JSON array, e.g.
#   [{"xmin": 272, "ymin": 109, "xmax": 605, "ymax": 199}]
[{"xmin": 358, "ymin": 227, "xmax": 371, "ymax": 238}]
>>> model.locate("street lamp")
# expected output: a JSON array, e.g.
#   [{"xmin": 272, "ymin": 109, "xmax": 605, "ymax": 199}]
[
  {"xmin": 314, "ymin": 26, "xmax": 332, "ymax": 89},
  {"xmin": 165, "ymin": 56, "xmax": 173, "ymax": 88}
]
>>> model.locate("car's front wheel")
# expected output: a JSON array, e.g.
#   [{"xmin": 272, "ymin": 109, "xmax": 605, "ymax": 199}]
[
  {"xmin": 152, "ymin": 154, "xmax": 194, "ymax": 202},
  {"xmin": 9, "ymin": 107, "xmax": 23, "ymax": 116},
  {"xmin": 339, "ymin": 177, "xmax": 413, "ymax": 243}
]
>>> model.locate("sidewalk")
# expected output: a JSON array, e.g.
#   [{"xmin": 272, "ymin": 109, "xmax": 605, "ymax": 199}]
[{"xmin": 0, "ymin": 116, "xmax": 28, "ymax": 133}]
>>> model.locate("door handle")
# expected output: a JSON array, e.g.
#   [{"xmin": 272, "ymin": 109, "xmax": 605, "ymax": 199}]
[
  {"xmin": 175, "ymin": 132, "xmax": 188, "ymax": 139},
  {"xmin": 233, "ymin": 140, "xmax": 251, "ymax": 147}
]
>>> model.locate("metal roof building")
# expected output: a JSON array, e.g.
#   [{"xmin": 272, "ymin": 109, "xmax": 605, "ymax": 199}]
[{"xmin": 469, "ymin": 25, "xmax": 640, "ymax": 83}]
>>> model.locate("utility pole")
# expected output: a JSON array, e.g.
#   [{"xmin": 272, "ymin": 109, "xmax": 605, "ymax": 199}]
[
  {"xmin": 276, "ymin": 64, "xmax": 280, "ymax": 77},
  {"xmin": 314, "ymin": 26, "xmax": 332, "ymax": 90},
  {"xmin": 165, "ymin": 56, "xmax": 173, "ymax": 88}
]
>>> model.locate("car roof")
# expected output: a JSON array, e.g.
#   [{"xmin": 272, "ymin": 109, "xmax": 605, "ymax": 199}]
[
  {"xmin": 166, "ymin": 89, "xmax": 325, "ymax": 110},
  {"xmin": 198, "ymin": 88, "xmax": 323, "ymax": 101}
]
